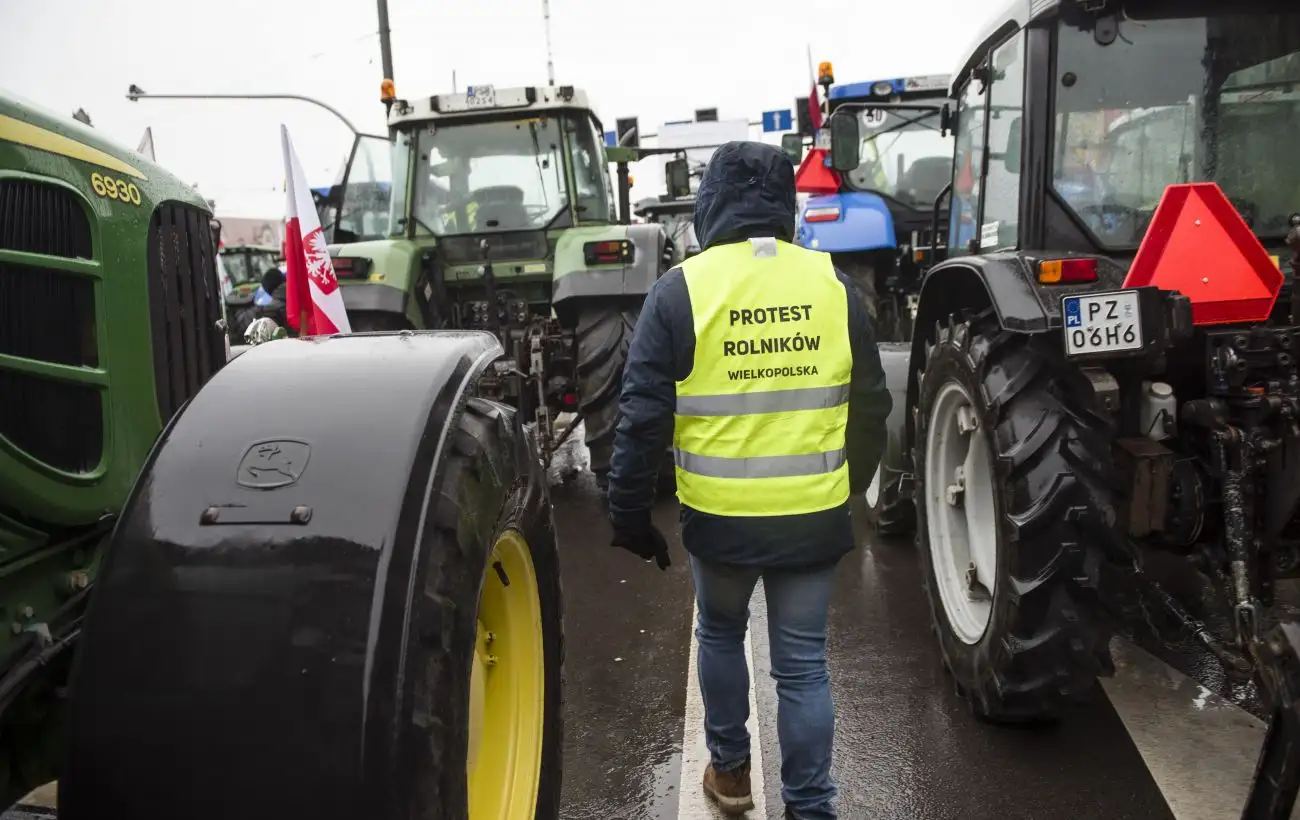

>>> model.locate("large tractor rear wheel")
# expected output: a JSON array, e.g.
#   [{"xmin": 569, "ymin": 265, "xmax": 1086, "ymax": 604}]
[
  {"xmin": 57, "ymin": 332, "xmax": 563, "ymax": 820},
  {"xmin": 913, "ymin": 311, "xmax": 1113, "ymax": 722},
  {"xmin": 575, "ymin": 303, "xmax": 675, "ymax": 495},
  {"xmin": 575, "ymin": 304, "xmax": 636, "ymax": 485}
]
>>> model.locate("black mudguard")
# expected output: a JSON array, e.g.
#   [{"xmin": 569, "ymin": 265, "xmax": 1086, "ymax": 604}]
[
  {"xmin": 59, "ymin": 331, "xmax": 504, "ymax": 820},
  {"xmin": 904, "ymin": 252, "xmax": 1133, "ymax": 448},
  {"xmin": 876, "ymin": 342, "xmax": 912, "ymax": 479}
]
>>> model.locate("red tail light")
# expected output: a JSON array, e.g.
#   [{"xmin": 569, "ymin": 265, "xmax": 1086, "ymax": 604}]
[
  {"xmin": 804, "ymin": 206, "xmax": 841, "ymax": 223},
  {"xmin": 1038, "ymin": 258, "xmax": 1097, "ymax": 284},
  {"xmin": 328, "ymin": 255, "xmax": 371, "ymax": 279},
  {"xmin": 584, "ymin": 240, "xmax": 634, "ymax": 266}
]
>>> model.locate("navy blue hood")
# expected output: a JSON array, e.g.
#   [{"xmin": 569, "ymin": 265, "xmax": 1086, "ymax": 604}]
[{"xmin": 693, "ymin": 141, "xmax": 797, "ymax": 251}]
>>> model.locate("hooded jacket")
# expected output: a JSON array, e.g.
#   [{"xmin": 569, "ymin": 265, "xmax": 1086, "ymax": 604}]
[{"xmin": 607, "ymin": 141, "xmax": 892, "ymax": 569}]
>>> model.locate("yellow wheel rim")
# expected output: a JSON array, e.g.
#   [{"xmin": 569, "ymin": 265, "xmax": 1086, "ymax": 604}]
[{"xmin": 467, "ymin": 529, "xmax": 545, "ymax": 819}]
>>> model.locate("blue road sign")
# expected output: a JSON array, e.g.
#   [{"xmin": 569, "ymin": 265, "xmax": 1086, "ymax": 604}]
[
  {"xmin": 604, "ymin": 131, "xmax": 617, "ymax": 147},
  {"xmin": 762, "ymin": 110, "xmax": 793, "ymax": 133}
]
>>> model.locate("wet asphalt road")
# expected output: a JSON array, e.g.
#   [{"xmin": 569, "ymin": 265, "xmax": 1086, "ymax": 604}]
[{"xmin": 548, "ymin": 434, "xmax": 1284, "ymax": 820}]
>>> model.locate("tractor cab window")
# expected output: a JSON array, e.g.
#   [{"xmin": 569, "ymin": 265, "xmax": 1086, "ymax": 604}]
[
  {"xmin": 335, "ymin": 134, "xmax": 393, "ymax": 242},
  {"xmin": 1053, "ymin": 7, "xmax": 1300, "ymax": 248},
  {"xmin": 221, "ymin": 252, "xmax": 253, "ymax": 287},
  {"xmin": 565, "ymin": 116, "xmax": 613, "ymax": 222},
  {"xmin": 409, "ymin": 117, "xmax": 569, "ymax": 236},
  {"xmin": 949, "ymin": 73, "xmax": 987, "ymax": 254},
  {"xmin": 981, "ymin": 31, "xmax": 1026, "ymax": 251},
  {"xmin": 841, "ymin": 107, "xmax": 953, "ymax": 210}
]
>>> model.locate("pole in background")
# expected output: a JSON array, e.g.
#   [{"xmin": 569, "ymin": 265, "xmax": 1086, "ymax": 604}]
[
  {"xmin": 542, "ymin": 0, "xmax": 556, "ymax": 86},
  {"xmin": 376, "ymin": 0, "xmax": 395, "ymax": 85}
]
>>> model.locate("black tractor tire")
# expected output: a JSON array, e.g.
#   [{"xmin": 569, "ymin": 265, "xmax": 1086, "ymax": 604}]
[
  {"xmin": 575, "ymin": 303, "xmax": 638, "ymax": 483},
  {"xmin": 837, "ymin": 257, "xmax": 879, "ymax": 324},
  {"xmin": 863, "ymin": 462, "xmax": 913, "ymax": 536},
  {"xmin": 913, "ymin": 310, "xmax": 1114, "ymax": 722},
  {"xmin": 410, "ymin": 398, "xmax": 565, "ymax": 819}
]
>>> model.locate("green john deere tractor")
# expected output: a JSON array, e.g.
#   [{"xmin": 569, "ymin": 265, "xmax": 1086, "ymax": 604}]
[
  {"xmin": 2, "ymin": 90, "xmax": 565, "ymax": 820},
  {"xmin": 0, "ymin": 90, "xmax": 227, "ymax": 804},
  {"xmin": 321, "ymin": 84, "xmax": 673, "ymax": 486}
]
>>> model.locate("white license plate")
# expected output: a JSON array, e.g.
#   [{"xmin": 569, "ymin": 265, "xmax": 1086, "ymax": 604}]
[
  {"xmin": 1063, "ymin": 290, "xmax": 1143, "ymax": 356},
  {"xmin": 466, "ymin": 85, "xmax": 496, "ymax": 108}
]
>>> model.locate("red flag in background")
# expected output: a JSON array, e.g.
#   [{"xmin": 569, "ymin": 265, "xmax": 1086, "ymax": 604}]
[
  {"xmin": 808, "ymin": 82, "xmax": 823, "ymax": 131},
  {"xmin": 283, "ymin": 223, "xmax": 313, "ymax": 333}
]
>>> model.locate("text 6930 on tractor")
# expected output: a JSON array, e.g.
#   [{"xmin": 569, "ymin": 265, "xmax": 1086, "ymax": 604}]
[
  {"xmin": 830, "ymin": 0, "xmax": 1300, "ymax": 814},
  {"xmin": 321, "ymin": 84, "xmax": 673, "ymax": 487},
  {"xmin": 795, "ymin": 66, "xmax": 954, "ymax": 342}
]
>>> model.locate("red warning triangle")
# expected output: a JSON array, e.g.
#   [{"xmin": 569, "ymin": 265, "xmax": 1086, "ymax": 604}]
[
  {"xmin": 1122, "ymin": 183, "xmax": 1283, "ymax": 325},
  {"xmin": 795, "ymin": 148, "xmax": 840, "ymax": 195}
]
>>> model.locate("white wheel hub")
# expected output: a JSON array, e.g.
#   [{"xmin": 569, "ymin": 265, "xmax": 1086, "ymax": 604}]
[{"xmin": 925, "ymin": 380, "xmax": 999, "ymax": 645}]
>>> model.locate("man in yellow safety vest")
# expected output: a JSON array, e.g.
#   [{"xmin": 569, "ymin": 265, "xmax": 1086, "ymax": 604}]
[{"xmin": 606, "ymin": 141, "xmax": 892, "ymax": 819}]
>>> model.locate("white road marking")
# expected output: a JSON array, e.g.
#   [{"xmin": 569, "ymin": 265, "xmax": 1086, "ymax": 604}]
[
  {"xmin": 679, "ymin": 586, "xmax": 768, "ymax": 819},
  {"xmin": 1103, "ymin": 637, "xmax": 1300, "ymax": 820}
]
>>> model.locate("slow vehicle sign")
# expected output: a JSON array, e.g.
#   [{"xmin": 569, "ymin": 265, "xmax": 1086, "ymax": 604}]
[{"xmin": 1063, "ymin": 290, "xmax": 1143, "ymax": 356}]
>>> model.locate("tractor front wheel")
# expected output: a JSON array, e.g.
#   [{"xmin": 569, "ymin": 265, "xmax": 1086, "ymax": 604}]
[
  {"xmin": 913, "ymin": 311, "xmax": 1114, "ymax": 721},
  {"xmin": 411, "ymin": 399, "xmax": 564, "ymax": 819}
]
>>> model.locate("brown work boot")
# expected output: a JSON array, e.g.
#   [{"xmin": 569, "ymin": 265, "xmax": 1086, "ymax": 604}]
[{"xmin": 703, "ymin": 757, "xmax": 754, "ymax": 814}]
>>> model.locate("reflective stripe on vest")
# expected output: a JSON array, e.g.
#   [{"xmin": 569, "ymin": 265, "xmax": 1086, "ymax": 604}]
[{"xmin": 673, "ymin": 237, "xmax": 852, "ymax": 517}]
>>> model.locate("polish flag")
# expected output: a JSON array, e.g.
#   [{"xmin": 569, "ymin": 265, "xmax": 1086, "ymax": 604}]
[{"xmin": 281, "ymin": 126, "xmax": 351, "ymax": 336}]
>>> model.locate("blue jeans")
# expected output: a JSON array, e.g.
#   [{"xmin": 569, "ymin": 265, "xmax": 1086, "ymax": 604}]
[{"xmin": 689, "ymin": 555, "xmax": 838, "ymax": 819}]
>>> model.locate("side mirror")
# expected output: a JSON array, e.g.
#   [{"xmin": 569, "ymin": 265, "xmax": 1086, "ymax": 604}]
[
  {"xmin": 665, "ymin": 158, "xmax": 691, "ymax": 199},
  {"xmin": 780, "ymin": 133, "xmax": 804, "ymax": 164},
  {"xmin": 1004, "ymin": 117, "xmax": 1022, "ymax": 174},
  {"xmin": 939, "ymin": 103, "xmax": 953, "ymax": 137},
  {"xmin": 829, "ymin": 112, "xmax": 860, "ymax": 172}
]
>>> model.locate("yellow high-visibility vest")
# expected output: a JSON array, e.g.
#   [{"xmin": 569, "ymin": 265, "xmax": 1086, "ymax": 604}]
[{"xmin": 674, "ymin": 237, "xmax": 852, "ymax": 517}]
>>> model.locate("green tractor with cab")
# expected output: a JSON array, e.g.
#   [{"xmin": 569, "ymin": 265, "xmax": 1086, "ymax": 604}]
[{"xmin": 322, "ymin": 84, "xmax": 672, "ymax": 485}]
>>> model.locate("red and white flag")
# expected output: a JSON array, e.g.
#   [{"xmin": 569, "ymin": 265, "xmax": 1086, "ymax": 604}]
[{"xmin": 281, "ymin": 125, "xmax": 351, "ymax": 336}]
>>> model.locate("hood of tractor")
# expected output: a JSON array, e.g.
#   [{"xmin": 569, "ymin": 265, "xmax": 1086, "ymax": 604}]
[{"xmin": 0, "ymin": 91, "xmax": 210, "ymax": 211}]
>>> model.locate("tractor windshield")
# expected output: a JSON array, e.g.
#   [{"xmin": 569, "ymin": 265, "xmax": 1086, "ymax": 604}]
[
  {"xmin": 840, "ymin": 107, "xmax": 953, "ymax": 209},
  {"xmin": 1052, "ymin": 6, "xmax": 1300, "ymax": 248},
  {"xmin": 408, "ymin": 116, "xmax": 570, "ymax": 236}
]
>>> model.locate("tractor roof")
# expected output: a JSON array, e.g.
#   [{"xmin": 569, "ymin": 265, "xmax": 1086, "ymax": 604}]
[
  {"xmin": 949, "ymin": 0, "xmax": 1044, "ymax": 97},
  {"xmin": 829, "ymin": 75, "xmax": 951, "ymax": 101},
  {"xmin": 388, "ymin": 85, "xmax": 595, "ymax": 128}
]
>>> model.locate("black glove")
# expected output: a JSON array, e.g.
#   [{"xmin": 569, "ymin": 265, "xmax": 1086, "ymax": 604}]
[{"xmin": 610, "ymin": 518, "xmax": 671, "ymax": 570}]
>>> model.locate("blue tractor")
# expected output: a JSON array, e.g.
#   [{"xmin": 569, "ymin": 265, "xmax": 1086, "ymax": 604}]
[{"xmin": 794, "ymin": 73, "xmax": 954, "ymax": 341}]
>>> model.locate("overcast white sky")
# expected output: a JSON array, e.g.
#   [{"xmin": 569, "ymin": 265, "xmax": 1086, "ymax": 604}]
[{"xmin": 2, "ymin": 0, "xmax": 999, "ymax": 217}]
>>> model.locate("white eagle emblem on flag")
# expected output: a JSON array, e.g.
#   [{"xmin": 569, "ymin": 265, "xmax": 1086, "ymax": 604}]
[{"xmin": 302, "ymin": 226, "xmax": 339, "ymax": 294}]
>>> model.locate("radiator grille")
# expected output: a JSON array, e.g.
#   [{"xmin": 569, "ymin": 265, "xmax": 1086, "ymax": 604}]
[
  {"xmin": 0, "ymin": 261, "xmax": 97, "ymax": 367},
  {"xmin": 0, "ymin": 178, "xmax": 93, "ymax": 259},
  {"xmin": 147, "ymin": 203, "xmax": 225, "ymax": 421},
  {"xmin": 0, "ymin": 179, "xmax": 101, "ymax": 472},
  {"xmin": 0, "ymin": 369, "xmax": 103, "ymax": 473}
]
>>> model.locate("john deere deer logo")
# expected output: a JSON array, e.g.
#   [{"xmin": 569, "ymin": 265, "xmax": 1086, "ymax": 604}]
[{"xmin": 237, "ymin": 440, "xmax": 311, "ymax": 489}]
